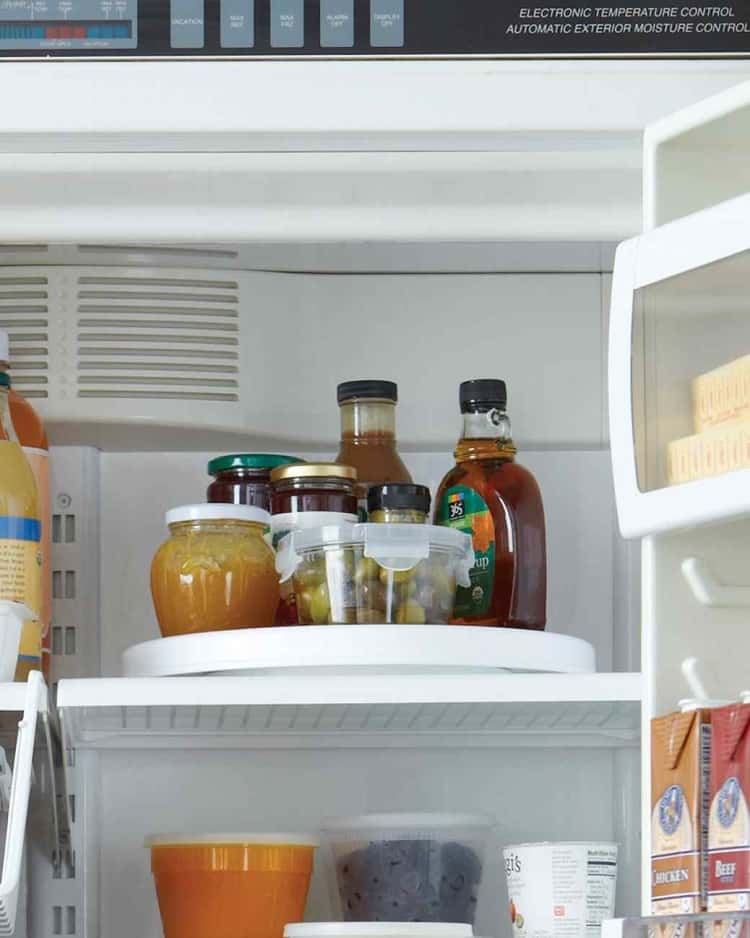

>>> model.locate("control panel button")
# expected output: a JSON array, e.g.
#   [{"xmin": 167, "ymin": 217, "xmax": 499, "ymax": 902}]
[
  {"xmin": 320, "ymin": 0, "xmax": 353, "ymax": 46},
  {"xmin": 221, "ymin": 0, "xmax": 253, "ymax": 47},
  {"xmin": 171, "ymin": 0, "xmax": 204, "ymax": 48},
  {"xmin": 370, "ymin": 0, "xmax": 403, "ymax": 46},
  {"xmin": 270, "ymin": 0, "xmax": 303, "ymax": 47}
]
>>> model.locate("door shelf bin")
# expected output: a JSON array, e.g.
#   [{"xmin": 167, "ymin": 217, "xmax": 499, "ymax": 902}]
[
  {"xmin": 0, "ymin": 673, "xmax": 56, "ymax": 936},
  {"xmin": 609, "ymin": 190, "xmax": 750, "ymax": 538},
  {"xmin": 604, "ymin": 912, "xmax": 750, "ymax": 938}
]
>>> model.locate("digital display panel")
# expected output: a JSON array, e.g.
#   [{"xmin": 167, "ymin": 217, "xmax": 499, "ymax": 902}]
[{"xmin": 0, "ymin": 0, "xmax": 137, "ymax": 47}]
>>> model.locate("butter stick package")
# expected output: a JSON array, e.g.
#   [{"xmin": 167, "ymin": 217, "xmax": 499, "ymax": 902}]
[
  {"xmin": 651, "ymin": 705, "xmax": 712, "ymax": 936},
  {"xmin": 708, "ymin": 703, "xmax": 750, "ymax": 938}
]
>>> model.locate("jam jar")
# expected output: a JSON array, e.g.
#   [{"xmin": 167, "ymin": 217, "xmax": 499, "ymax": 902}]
[
  {"xmin": 270, "ymin": 463, "xmax": 359, "ymax": 543},
  {"xmin": 270, "ymin": 463, "xmax": 358, "ymax": 625},
  {"xmin": 150, "ymin": 504, "xmax": 279, "ymax": 637},
  {"xmin": 207, "ymin": 454, "xmax": 303, "ymax": 510}
]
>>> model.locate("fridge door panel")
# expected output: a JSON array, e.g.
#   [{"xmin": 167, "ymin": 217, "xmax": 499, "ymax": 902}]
[{"xmin": 609, "ymin": 192, "xmax": 750, "ymax": 538}]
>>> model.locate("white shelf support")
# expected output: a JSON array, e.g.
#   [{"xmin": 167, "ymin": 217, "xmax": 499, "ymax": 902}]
[{"xmin": 681, "ymin": 556, "xmax": 750, "ymax": 608}]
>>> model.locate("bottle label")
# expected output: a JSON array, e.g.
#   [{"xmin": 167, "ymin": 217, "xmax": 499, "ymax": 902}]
[
  {"xmin": 436, "ymin": 485, "xmax": 495, "ymax": 617},
  {"xmin": 0, "ymin": 515, "xmax": 42, "ymax": 673},
  {"xmin": 22, "ymin": 448, "xmax": 49, "ymax": 675}
]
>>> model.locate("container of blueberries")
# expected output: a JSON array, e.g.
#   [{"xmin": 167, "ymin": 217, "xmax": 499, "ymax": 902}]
[{"xmin": 322, "ymin": 813, "xmax": 494, "ymax": 924}]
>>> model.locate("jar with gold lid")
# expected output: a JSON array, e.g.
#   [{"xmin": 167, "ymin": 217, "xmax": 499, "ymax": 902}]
[{"xmin": 270, "ymin": 463, "xmax": 359, "ymax": 625}]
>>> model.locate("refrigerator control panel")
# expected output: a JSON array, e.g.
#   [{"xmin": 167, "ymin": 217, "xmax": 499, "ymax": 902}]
[
  {"xmin": 0, "ymin": 0, "xmax": 136, "ymax": 48},
  {"xmin": 0, "ymin": 0, "xmax": 748, "ymax": 56}
]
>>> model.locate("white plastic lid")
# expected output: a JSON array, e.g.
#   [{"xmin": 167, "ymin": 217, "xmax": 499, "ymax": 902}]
[
  {"xmin": 277, "ymin": 523, "xmax": 474, "ymax": 585},
  {"xmin": 323, "ymin": 812, "xmax": 494, "ymax": 832},
  {"xmin": 285, "ymin": 927, "xmax": 472, "ymax": 938},
  {"xmin": 739, "ymin": 692, "xmax": 750, "ymax": 704},
  {"xmin": 144, "ymin": 832, "xmax": 318, "ymax": 847},
  {"xmin": 0, "ymin": 330, "xmax": 7, "ymax": 364},
  {"xmin": 165, "ymin": 504, "xmax": 271, "ymax": 527},
  {"xmin": 679, "ymin": 697, "xmax": 731, "ymax": 711},
  {"xmin": 503, "ymin": 840, "xmax": 618, "ymax": 850}
]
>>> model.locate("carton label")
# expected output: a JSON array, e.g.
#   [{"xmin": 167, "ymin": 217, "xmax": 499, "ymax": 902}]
[
  {"xmin": 651, "ymin": 709, "xmax": 712, "ymax": 938},
  {"xmin": 707, "ymin": 704, "xmax": 750, "ymax": 938}
]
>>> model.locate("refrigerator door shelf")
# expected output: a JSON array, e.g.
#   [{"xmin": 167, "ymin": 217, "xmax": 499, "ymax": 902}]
[{"xmin": 609, "ymin": 190, "xmax": 750, "ymax": 538}]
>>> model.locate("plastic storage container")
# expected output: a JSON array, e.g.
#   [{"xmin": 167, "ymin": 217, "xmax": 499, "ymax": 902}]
[
  {"xmin": 502, "ymin": 842, "xmax": 617, "ymax": 938},
  {"xmin": 285, "ymin": 926, "xmax": 474, "ymax": 938},
  {"xmin": 150, "ymin": 504, "xmax": 279, "ymax": 636},
  {"xmin": 0, "ymin": 602, "xmax": 31, "ymax": 681},
  {"xmin": 146, "ymin": 833, "xmax": 317, "ymax": 938},
  {"xmin": 276, "ymin": 525, "xmax": 473, "ymax": 626},
  {"xmin": 322, "ymin": 813, "xmax": 493, "ymax": 923}
]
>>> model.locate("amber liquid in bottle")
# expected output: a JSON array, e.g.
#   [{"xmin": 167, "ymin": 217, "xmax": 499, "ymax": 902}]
[
  {"xmin": 435, "ymin": 407, "xmax": 546, "ymax": 630},
  {"xmin": 335, "ymin": 397, "xmax": 412, "ymax": 510}
]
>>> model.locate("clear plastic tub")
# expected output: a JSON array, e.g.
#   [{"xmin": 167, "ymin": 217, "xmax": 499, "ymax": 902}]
[
  {"xmin": 145, "ymin": 833, "xmax": 317, "ymax": 938},
  {"xmin": 322, "ymin": 813, "xmax": 493, "ymax": 923},
  {"xmin": 276, "ymin": 524, "xmax": 473, "ymax": 626}
]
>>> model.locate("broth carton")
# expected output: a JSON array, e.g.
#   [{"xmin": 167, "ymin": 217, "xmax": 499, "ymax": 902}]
[
  {"xmin": 708, "ymin": 702, "xmax": 750, "ymax": 938},
  {"xmin": 651, "ymin": 703, "xmax": 712, "ymax": 936}
]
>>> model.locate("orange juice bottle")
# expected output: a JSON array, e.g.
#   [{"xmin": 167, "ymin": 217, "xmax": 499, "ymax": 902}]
[{"xmin": 0, "ymin": 362, "xmax": 42, "ymax": 679}]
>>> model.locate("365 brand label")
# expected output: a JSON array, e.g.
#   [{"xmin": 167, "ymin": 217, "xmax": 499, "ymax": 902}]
[{"xmin": 436, "ymin": 485, "xmax": 494, "ymax": 617}]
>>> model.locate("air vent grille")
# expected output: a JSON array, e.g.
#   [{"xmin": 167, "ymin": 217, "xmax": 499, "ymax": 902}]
[
  {"xmin": 76, "ymin": 275, "xmax": 240, "ymax": 402},
  {"xmin": 0, "ymin": 276, "xmax": 49, "ymax": 399}
]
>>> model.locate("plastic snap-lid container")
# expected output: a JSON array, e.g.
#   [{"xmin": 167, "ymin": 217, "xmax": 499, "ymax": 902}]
[
  {"xmin": 276, "ymin": 524, "xmax": 473, "ymax": 626},
  {"xmin": 322, "ymin": 813, "xmax": 493, "ymax": 923},
  {"xmin": 146, "ymin": 833, "xmax": 318, "ymax": 938}
]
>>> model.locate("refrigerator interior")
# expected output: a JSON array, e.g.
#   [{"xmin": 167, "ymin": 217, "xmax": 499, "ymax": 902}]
[{"xmin": 0, "ymin": 237, "xmax": 644, "ymax": 938}]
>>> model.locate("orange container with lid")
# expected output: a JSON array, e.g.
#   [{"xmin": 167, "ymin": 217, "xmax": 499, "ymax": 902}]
[{"xmin": 146, "ymin": 833, "xmax": 318, "ymax": 938}]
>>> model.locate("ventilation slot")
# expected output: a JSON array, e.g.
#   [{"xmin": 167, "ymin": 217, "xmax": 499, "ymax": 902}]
[
  {"xmin": 0, "ymin": 276, "xmax": 49, "ymax": 399},
  {"xmin": 76, "ymin": 275, "xmax": 240, "ymax": 402},
  {"xmin": 76, "ymin": 244, "xmax": 239, "ymax": 263}
]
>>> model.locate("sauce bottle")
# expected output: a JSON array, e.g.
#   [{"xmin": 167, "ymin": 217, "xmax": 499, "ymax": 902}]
[
  {"xmin": 434, "ymin": 379, "xmax": 546, "ymax": 630},
  {"xmin": 0, "ymin": 367, "xmax": 42, "ymax": 678},
  {"xmin": 335, "ymin": 380, "xmax": 412, "ymax": 516},
  {"xmin": 0, "ymin": 331, "xmax": 49, "ymax": 679}
]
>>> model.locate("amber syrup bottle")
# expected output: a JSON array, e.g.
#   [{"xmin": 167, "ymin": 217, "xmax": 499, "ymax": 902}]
[{"xmin": 434, "ymin": 379, "xmax": 546, "ymax": 629}]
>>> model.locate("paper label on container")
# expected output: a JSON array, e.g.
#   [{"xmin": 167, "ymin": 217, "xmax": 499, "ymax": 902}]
[
  {"xmin": 504, "ymin": 843, "xmax": 617, "ymax": 938},
  {"xmin": 22, "ymin": 448, "xmax": 49, "ymax": 671},
  {"xmin": 0, "ymin": 515, "xmax": 42, "ymax": 671}
]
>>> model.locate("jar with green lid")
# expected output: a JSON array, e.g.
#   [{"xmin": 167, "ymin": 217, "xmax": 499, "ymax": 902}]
[
  {"xmin": 367, "ymin": 484, "xmax": 432, "ymax": 524},
  {"xmin": 207, "ymin": 454, "xmax": 303, "ymax": 511}
]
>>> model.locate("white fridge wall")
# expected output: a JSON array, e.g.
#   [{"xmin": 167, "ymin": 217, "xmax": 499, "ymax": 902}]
[
  {"xmin": 91, "ymin": 746, "xmax": 637, "ymax": 938},
  {"xmin": 4, "ymin": 269, "xmax": 609, "ymax": 450}
]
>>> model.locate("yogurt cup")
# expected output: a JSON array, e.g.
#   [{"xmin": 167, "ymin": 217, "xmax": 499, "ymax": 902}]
[{"xmin": 503, "ymin": 841, "xmax": 618, "ymax": 938}]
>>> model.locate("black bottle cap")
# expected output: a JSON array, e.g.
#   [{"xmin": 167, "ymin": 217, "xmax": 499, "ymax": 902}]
[
  {"xmin": 459, "ymin": 379, "xmax": 507, "ymax": 413},
  {"xmin": 367, "ymin": 483, "xmax": 432, "ymax": 516},
  {"xmin": 337, "ymin": 380, "xmax": 398, "ymax": 404}
]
